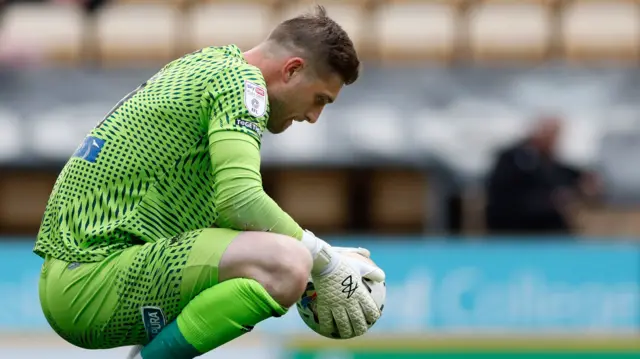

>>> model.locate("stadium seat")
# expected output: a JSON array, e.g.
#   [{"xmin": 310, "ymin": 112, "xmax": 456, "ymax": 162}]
[
  {"xmin": 598, "ymin": 131, "xmax": 640, "ymax": 204},
  {"xmin": 95, "ymin": 3, "xmax": 180, "ymax": 66},
  {"xmin": 279, "ymin": 0, "xmax": 372, "ymax": 55},
  {"xmin": 266, "ymin": 116, "xmax": 333, "ymax": 161},
  {"xmin": 373, "ymin": 0, "xmax": 461, "ymax": 63},
  {"xmin": 0, "ymin": 111, "xmax": 21, "ymax": 162},
  {"xmin": 112, "ymin": 0, "xmax": 188, "ymax": 6},
  {"xmin": 575, "ymin": 207, "xmax": 640, "ymax": 236},
  {"xmin": 469, "ymin": 0, "xmax": 553, "ymax": 62},
  {"xmin": 198, "ymin": 0, "xmax": 280, "ymax": 3},
  {"xmin": 0, "ymin": 3, "xmax": 84, "ymax": 65},
  {"xmin": 562, "ymin": 0, "xmax": 640, "ymax": 62},
  {"xmin": 185, "ymin": 2, "xmax": 275, "ymax": 53},
  {"xmin": 343, "ymin": 104, "xmax": 407, "ymax": 158},
  {"xmin": 29, "ymin": 117, "xmax": 87, "ymax": 160},
  {"xmin": 370, "ymin": 170, "xmax": 427, "ymax": 233},
  {"xmin": 411, "ymin": 110, "xmax": 460, "ymax": 158},
  {"xmin": 0, "ymin": 171, "xmax": 58, "ymax": 230},
  {"xmin": 271, "ymin": 170, "xmax": 350, "ymax": 231},
  {"xmin": 556, "ymin": 115, "xmax": 603, "ymax": 167}
]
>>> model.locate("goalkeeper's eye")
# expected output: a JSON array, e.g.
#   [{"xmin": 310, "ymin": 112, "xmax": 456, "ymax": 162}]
[{"xmin": 315, "ymin": 94, "xmax": 334, "ymax": 106}]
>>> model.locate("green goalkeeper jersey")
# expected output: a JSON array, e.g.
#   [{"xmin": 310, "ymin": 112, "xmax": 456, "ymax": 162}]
[{"xmin": 34, "ymin": 45, "xmax": 303, "ymax": 263}]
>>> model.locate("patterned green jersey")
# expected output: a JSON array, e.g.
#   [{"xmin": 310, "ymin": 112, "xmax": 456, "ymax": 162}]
[{"xmin": 34, "ymin": 45, "xmax": 302, "ymax": 263}]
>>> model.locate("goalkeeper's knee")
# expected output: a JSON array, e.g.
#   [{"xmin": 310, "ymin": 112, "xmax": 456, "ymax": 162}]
[{"xmin": 218, "ymin": 232, "xmax": 312, "ymax": 308}]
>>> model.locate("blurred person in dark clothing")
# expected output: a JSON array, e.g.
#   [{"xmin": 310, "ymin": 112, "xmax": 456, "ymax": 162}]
[
  {"xmin": 0, "ymin": 0, "xmax": 108, "ymax": 14},
  {"xmin": 51, "ymin": 0, "xmax": 109, "ymax": 13},
  {"xmin": 484, "ymin": 117, "xmax": 601, "ymax": 235}
]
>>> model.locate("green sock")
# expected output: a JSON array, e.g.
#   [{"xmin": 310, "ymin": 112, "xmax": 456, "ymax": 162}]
[
  {"xmin": 141, "ymin": 278, "xmax": 287, "ymax": 358},
  {"xmin": 140, "ymin": 321, "xmax": 199, "ymax": 359}
]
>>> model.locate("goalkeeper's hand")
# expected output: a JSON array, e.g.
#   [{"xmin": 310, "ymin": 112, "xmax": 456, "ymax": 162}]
[
  {"xmin": 334, "ymin": 246, "xmax": 371, "ymax": 258},
  {"xmin": 301, "ymin": 231, "xmax": 385, "ymax": 338}
]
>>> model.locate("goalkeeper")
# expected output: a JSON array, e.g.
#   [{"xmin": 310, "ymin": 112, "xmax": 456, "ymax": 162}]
[{"xmin": 34, "ymin": 5, "xmax": 384, "ymax": 359}]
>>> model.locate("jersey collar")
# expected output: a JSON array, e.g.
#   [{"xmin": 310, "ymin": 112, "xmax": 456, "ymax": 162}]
[{"xmin": 222, "ymin": 45, "xmax": 245, "ymax": 62}]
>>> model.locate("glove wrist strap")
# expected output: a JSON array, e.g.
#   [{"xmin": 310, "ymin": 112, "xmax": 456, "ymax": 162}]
[{"xmin": 301, "ymin": 231, "xmax": 339, "ymax": 276}]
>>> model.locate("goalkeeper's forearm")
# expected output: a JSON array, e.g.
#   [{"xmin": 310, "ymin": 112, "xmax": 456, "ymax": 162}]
[
  {"xmin": 210, "ymin": 133, "xmax": 303, "ymax": 239},
  {"xmin": 210, "ymin": 132, "xmax": 339, "ymax": 273},
  {"xmin": 215, "ymin": 175, "xmax": 336, "ymax": 274},
  {"xmin": 215, "ymin": 183, "xmax": 304, "ymax": 239}
]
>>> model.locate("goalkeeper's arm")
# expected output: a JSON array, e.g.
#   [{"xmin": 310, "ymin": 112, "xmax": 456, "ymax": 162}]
[
  {"xmin": 210, "ymin": 131, "xmax": 385, "ymax": 337},
  {"xmin": 204, "ymin": 67, "xmax": 350, "ymax": 277},
  {"xmin": 210, "ymin": 131, "xmax": 353, "ymax": 268},
  {"xmin": 210, "ymin": 131, "xmax": 373, "ymax": 274},
  {"xmin": 210, "ymin": 131, "xmax": 304, "ymax": 240}
]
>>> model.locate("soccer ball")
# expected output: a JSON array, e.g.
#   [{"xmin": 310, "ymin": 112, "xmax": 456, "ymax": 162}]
[{"xmin": 295, "ymin": 253, "xmax": 386, "ymax": 339}]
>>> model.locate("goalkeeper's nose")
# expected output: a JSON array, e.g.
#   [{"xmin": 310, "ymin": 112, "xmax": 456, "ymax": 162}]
[{"xmin": 305, "ymin": 109, "xmax": 322, "ymax": 124}]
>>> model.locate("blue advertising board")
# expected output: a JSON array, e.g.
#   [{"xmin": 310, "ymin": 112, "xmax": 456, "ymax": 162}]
[
  {"xmin": 0, "ymin": 237, "xmax": 638, "ymax": 334},
  {"xmin": 266, "ymin": 238, "xmax": 640, "ymax": 334},
  {"xmin": 0, "ymin": 241, "xmax": 49, "ymax": 331}
]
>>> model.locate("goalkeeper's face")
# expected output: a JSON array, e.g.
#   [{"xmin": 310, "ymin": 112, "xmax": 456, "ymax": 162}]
[{"xmin": 267, "ymin": 58, "xmax": 343, "ymax": 134}]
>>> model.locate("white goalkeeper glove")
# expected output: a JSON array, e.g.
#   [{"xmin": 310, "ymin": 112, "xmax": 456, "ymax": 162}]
[
  {"xmin": 334, "ymin": 246, "xmax": 371, "ymax": 258},
  {"xmin": 301, "ymin": 231, "xmax": 385, "ymax": 338}
]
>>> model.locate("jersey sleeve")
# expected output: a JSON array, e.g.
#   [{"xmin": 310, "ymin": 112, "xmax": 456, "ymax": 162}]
[
  {"xmin": 205, "ymin": 63, "xmax": 303, "ymax": 240},
  {"xmin": 205, "ymin": 64, "xmax": 269, "ymax": 145},
  {"xmin": 209, "ymin": 132, "xmax": 304, "ymax": 239}
]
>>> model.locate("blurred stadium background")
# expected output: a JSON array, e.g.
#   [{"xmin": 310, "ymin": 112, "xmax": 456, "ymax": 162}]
[{"xmin": 1, "ymin": 0, "xmax": 640, "ymax": 357}]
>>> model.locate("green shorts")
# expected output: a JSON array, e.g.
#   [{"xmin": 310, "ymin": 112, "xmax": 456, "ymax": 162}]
[{"xmin": 38, "ymin": 228, "xmax": 240, "ymax": 350}]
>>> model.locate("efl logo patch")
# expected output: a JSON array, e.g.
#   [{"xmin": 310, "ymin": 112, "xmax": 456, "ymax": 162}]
[
  {"xmin": 244, "ymin": 80, "xmax": 267, "ymax": 117},
  {"xmin": 72, "ymin": 136, "xmax": 106, "ymax": 163},
  {"xmin": 141, "ymin": 306, "xmax": 167, "ymax": 341}
]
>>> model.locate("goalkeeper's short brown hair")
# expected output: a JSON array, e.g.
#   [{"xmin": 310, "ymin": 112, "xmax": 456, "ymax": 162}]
[{"xmin": 267, "ymin": 5, "xmax": 360, "ymax": 85}]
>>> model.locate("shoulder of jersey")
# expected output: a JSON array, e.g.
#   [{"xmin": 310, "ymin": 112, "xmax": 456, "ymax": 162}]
[
  {"xmin": 200, "ymin": 47, "xmax": 269, "ymax": 118},
  {"xmin": 241, "ymin": 70, "xmax": 268, "ymax": 118},
  {"xmin": 229, "ymin": 61, "xmax": 268, "ymax": 119}
]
